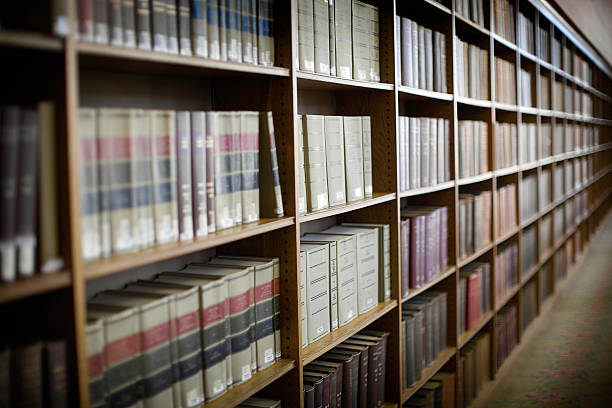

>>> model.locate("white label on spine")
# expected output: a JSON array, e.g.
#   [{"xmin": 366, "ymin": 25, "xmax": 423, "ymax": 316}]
[
  {"xmin": 317, "ymin": 193, "xmax": 328, "ymax": 209},
  {"xmin": 241, "ymin": 365, "xmax": 252, "ymax": 381},
  {"xmin": 264, "ymin": 349, "xmax": 275, "ymax": 363},
  {"xmin": 354, "ymin": 187, "xmax": 362, "ymax": 198}
]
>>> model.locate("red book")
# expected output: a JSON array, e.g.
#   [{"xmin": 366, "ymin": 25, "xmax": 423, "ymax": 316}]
[{"xmin": 465, "ymin": 272, "xmax": 481, "ymax": 331}]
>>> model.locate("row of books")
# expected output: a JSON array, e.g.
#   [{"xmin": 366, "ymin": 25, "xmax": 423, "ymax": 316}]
[
  {"xmin": 398, "ymin": 116, "xmax": 451, "ymax": 192},
  {"xmin": 237, "ymin": 397, "xmax": 281, "ymax": 408},
  {"xmin": 456, "ymin": 39, "xmax": 489, "ymax": 100},
  {"xmin": 517, "ymin": 10, "xmax": 534, "ymax": 55},
  {"xmin": 300, "ymin": 223, "xmax": 391, "ymax": 347},
  {"xmin": 78, "ymin": 108, "xmax": 283, "ymax": 261},
  {"xmin": 551, "ymin": 36, "xmax": 561, "ymax": 69},
  {"xmin": 495, "ymin": 122, "xmax": 517, "ymax": 169},
  {"xmin": 553, "ymin": 166, "xmax": 564, "ymax": 201},
  {"xmin": 553, "ymin": 207, "xmax": 564, "ymax": 240},
  {"xmin": 0, "ymin": 104, "xmax": 63, "ymax": 283},
  {"xmin": 455, "ymin": 0, "xmax": 485, "ymax": 27},
  {"xmin": 76, "ymin": 0, "xmax": 275, "ymax": 66},
  {"xmin": 522, "ymin": 225, "xmax": 537, "ymax": 273},
  {"xmin": 493, "ymin": 0, "xmax": 515, "ymax": 43},
  {"xmin": 496, "ymin": 304, "xmax": 518, "ymax": 369},
  {"xmin": 400, "ymin": 206, "xmax": 449, "ymax": 297},
  {"xmin": 397, "ymin": 17, "xmax": 448, "ymax": 93},
  {"xmin": 540, "ymin": 214, "xmax": 552, "ymax": 252},
  {"xmin": 540, "ymin": 261, "xmax": 553, "ymax": 301},
  {"xmin": 458, "ymin": 120, "xmax": 489, "ymax": 179},
  {"xmin": 542, "ymin": 122, "xmax": 551, "ymax": 156},
  {"xmin": 496, "ymin": 242, "xmax": 518, "ymax": 301},
  {"xmin": 401, "ymin": 292, "xmax": 448, "ymax": 390},
  {"xmin": 518, "ymin": 122, "xmax": 536, "ymax": 164},
  {"xmin": 459, "ymin": 262, "xmax": 491, "ymax": 334},
  {"xmin": 555, "ymin": 124, "xmax": 601, "ymax": 155},
  {"xmin": 87, "ymin": 256, "xmax": 283, "ymax": 406},
  {"xmin": 540, "ymin": 74, "xmax": 550, "ymax": 110},
  {"xmin": 537, "ymin": 25, "xmax": 549, "ymax": 62},
  {"xmin": 297, "ymin": 115, "xmax": 372, "ymax": 213},
  {"xmin": 496, "ymin": 183, "xmax": 517, "ymax": 237},
  {"xmin": 553, "ymin": 80, "xmax": 563, "ymax": 111},
  {"xmin": 521, "ymin": 174, "xmax": 537, "ymax": 220},
  {"xmin": 298, "ymin": 0, "xmax": 380, "ymax": 82},
  {"xmin": 519, "ymin": 68, "xmax": 533, "ymax": 107},
  {"xmin": 458, "ymin": 191, "xmax": 492, "ymax": 260},
  {"xmin": 522, "ymin": 278, "xmax": 537, "ymax": 331},
  {"xmin": 303, "ymin": 329, "xmax": 390, "ymax": 408},
  {"xmin": 495, "ymin": 56, "xmax": 516, "ymax": 105},
  {"xmin": 402, "ymin": 372, "xmax": 455, "ymax": 408},
  {"xmin": 459, "ymin": 332, "xmax": 490, "ymax": 407},
  {"xmin": 540, "ymin": 168, "xmax": 551, "ymax": 207},
  {"xmin": 0, "ymin": 340, "xmax": 67, "ymax": 408}
]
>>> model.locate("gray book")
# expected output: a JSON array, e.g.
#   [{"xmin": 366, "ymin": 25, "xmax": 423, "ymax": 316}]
[
  {"xmin": 176, "ymin": 111, "xmax": 194, "ymax": 241},
  {"xmin": 409, "ymin": 117, "xmax": 420, "ymax": 189},
  {"xmin": 191, "ymin": 0, "xmax": 207, "ymax": 57},
  {"xmin": 334, "ymin": 0, "xmax": 353, "ymax": 78},
  {"xmin": 418, "ymin": 26, "xmax": 426, "ymax": 89},
  {"xmin": 313, "ymin": 0, "xmax": 331, "ymax": 75},
  {"xmin": 191, "ymin": 111, "xmax": 208, "ymax": 237},
  {"xmin": 362, "ymin": 116, "xmax": 373, "ymax": 197},
  {"xmin": 298, "ymin": 0, "xmax": 315, "ymax": 72},
  {"xmin": 429, "ymin": 118, "xmax": 437, "ymax": 187},
  {"xmin": 297, "ymin": 115, "xmax": 308, "ymax": 213},
  {"xmin": 300, "ymin": 243, "xmax": 332, "ymax": 343},
  {"xmin": 343, "ymin": 117, "xmax": 365, "ymax": 202},
  {"xmin": 324, "ymin": 116, "xmax": 347, "ymax": 206},
  {"xmin": 420, "ymin": 117, "xmax": 430, "ymax": 187},
  {"xmin": 329, "ymin": 0, "xmax": 337, "ymax": 76},
  {"xmin": 304, "ymin": 115, "xmax": 329, "ymax": 211},
  {"xmin": 300, "ymin": 251, "xmax": 309, "ymax": 347},
  {"xmin": 425, "ymin": 28, "xmax": 433, "ymax": 91},
  {"xmin": 437, "ymin": 118, "xmax": 445, "ymax": 184},
  {"xmin": 401, "ymin": 17, "xmax": 413, "ymax": 87}
]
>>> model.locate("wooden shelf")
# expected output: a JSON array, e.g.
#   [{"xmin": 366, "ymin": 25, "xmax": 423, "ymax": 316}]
[
  {"xmin": 301, "ymin": 299, "xmax": 397, "ymax": 365},
  {"xmin": 397, "ymin": 86, "xmax": 454, "ymax": 101},
  {"xmin": 299, "ymin": 193, "xmax": 396, "ymax": 223},
  {"xmin": 492, "ymin": 33, "xmax": 517, "ymax": 51},
  {"xmin": 518, "ymin": 48, "xmax": 539, "ymax": 64},
  {"xmin": 402, "ymin": 266, "xmax": 456, "ymax": 304},
  {"xmin": 521, "ymin": 263, "xmax": 539, "ymax": 284},
  {"xmin": 459, "ymin": 243, "xmax": 493, "ymax": 268},
  {"xmin": 457, "ymin": 172, "xmax": 493, "ymax": 186},
  {"xmin": 494, "ymin": 166, "xmax": 519, "ymax": 177},
  {"xmin": 84, "ymin": 217, "xmax": 294, "ymax": 279},
  {"xmin": 494, "ymin": 102, "xmax": 518, "ymax": 112},
  {"xmin": 495, "ymin": 284, "xmax": 520, "ymax": 312},
  {"xmin": 0, "ymin": 271, "xmax": 71, "ymax": 304},
  {"xmin": 0, "ymin": 31, "xmax": 63, "ymax": 51},
  {"xmin": 458, "ymin": 310, "xmax": 494, "ymax": 348},
  {"xmin": 296, "ymin": 71, "xmax": 394, "ymax": 91},
  {"xmin": 399, "ymin": 181, "xmax": 454, "ymax": 198},
  {"xmin": 519, "ymin": 161, "xmax": 539, "ymax": 171},
  {"xmin": 456, "ymin": 96, "xmax": 493, "ymax": 108},
  {"xmin": 455, "ymin": 13, "xmax": 491, "ymax": 36},
  {"xmin": 77, "ymin": 42, "xmax": 291, "ymax": 78},
  {"xmin": 201, "ymin": 359, "xmax": 295, "ymax": 408},
  {"xmin": 495, "ymin": 226, "xmax": 519, "ymax": 245},
  {"xmin": 520, "ymin": 212, "xmax": 539, "ymax": 229},
  {"xmin": 400, "ymin": 347, "xmax": 456, "ymax": 403},
  {"xmin": 423, "ymin": 0, "xmax": 452, "ymax": 14}
]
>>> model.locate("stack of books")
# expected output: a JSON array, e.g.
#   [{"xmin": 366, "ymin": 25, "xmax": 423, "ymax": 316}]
[
  {"xmin": 401, "ymin": 292, "xmax": 448, "ymax": 389},
  {"xmin": 303, "ymin": 329, "xmax": 390, "ymax": 408},
  {"xmin": 540, "ymin": 167, "xmax": 552, "ymax": 207},
  {"xmin": 78, "ymin": 109, "xmax": 284, "ymax": 261},
  {"xmin": 76, "ymin": 0, "xmax": 275, "ymax": 66},
  {"xmin": 496, "ymin": 304, "xmax": 518, "ymax": 368},
  {"xmin": 495, "ymin": 56, "xmax": 516, "ymax": 105},
  {"xmin": 538, "ymin": 24, "xmax": 549, "ymax": 62},
  {"xmin": 493, "ymin": 0, "xmax": 516, "ymax": 42},
  {"xmin": 297, "ymin": 115, "xmax": 373, "ymax": 214},
  {"xmin": 398, "ymin": 116, "xmax": 451, "ymax": 192},
  {"xmin": 522, "ymin": 225, "xmax": 537, "ymax": 272},
  {"xmin": 300, "ymin": 223, "xmax": 391, "ymax": 347},
  {"xmin": 541, "ymin": 122, "xmax": 552, "ymax": 157},
  {"xmin": 402, "ymin": 372, "xmax": 456, "ymax": 408},
  {"xmin": 400, "ymin": 206, "xmax": 449, "ymax": 296},
  {"xmin": 497, "ymin": 183, "xmax": 517, "ymax": 237},
  {"xmin": 455, "ymin": 0, "xmax": 485, "ymax": 26},
  {"xmin": 496, "ymin": 242, "xmax": 518, "ymax": 301},
  {"xmin": 238, "ymin": 397, "xmax": 281, "ymax": 408},
  {"xmin": 298, "ymin": 0, "xmax": 380, "ymax": 82},
  {"xmin": 458, "ymin": 191, "xmax": 492, "ymax": 259},
  {"xmin": 519, "ymin": 123, "xmax": 537, "ymax": 164},
  {"xmin": 521, "ymin": 173, "xmax": 538, "ymax": 219},
  {"xmin": 458, "ymin": 120, "xmax": 489, "ymax": 179},
  {"xmin": 87, "ymin": 256, "xmax": 283, "ymax": 406},
  {"xmin": 522, "ymin": 279, "xmax": 538, "ymax": 331},
  {"xmin": 0, "ymin": 104, "xmax": 64, "ymax": 282},
  {"xmin": 495, "ymin": 122, "xmax": 517, "ymax": 169},
  {"xmin": 540, "ymin": 74, "xmax": 550, "ymax": 110},
  {"xmin": 518, "ymin": 10, "xmax": 534, "ymax": 54},
  {"xmin": 540, "ymin": 214, "xmax": 552, "ymax": 253},
  {"xmin": 459, "ymin": 332, "xmax": 491, "ymax": 407},
  {"xmin": 397, "ymin": 17, "xmax": 448, "ymax": 93},
  {"xmin": 552, "ymin": 35, "xmax": 562, "ymax": 68},
  {"xmin": 456, "ymin": 39, "xmax": 489, "ymax": 100},
  {"xmin": 459, "ymin": 262, "xmax": 491, "ymax": 334},
  {"xmin": 520, "ymin": 68, "xmax": 533, "ymax": 107}
]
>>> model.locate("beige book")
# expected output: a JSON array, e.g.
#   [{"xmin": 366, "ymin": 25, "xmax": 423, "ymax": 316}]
[
  {"xmin": 297, "ymin": 115, "xmax": 308, "ymax": 213},
  {"xmin": 298, "ymin": 0, "xmax": 315, "ymax": 72},
  {"xmin": 323, "ymin": 116, "xmax": 346, "ymax": 206},
  {"xmin": 300, "ymin": 250, "xmax": 309, "ymax": 347},
  {"xmin": 313, "ymin": 0, "xmax": 331, "ymax": 75},
  {"xmin": 240, "ymin": 112, "xmax": 260, "ymax": 223},
  {"xmin": 86, "ymin": 318, "xmax": 105, "ymax": 408},
  {"xmin": 361, "ymin": 116, "xmax": 373, "ymax": 196},
  {"xmin": 343, "ymin": 117, "xmax": 365, "ymax": 202},
  {"xmin": 131, "ymin": 109, "xmax": 155, "ymax": 249},
  {"xmin": 334, "ymin": 0, "xmax": 353, "ymax": 79},
  {"xmin": 210, "ymin": 111, "xmax": 236, "ymax": 230},
  {"xmin": 230, "ymin": 112, "xmax": 243, "ymax": 225},
  {"xmin": 227, "ymin": 1, "xmax": 242, "ymax": 62},
  {"xmin": 258, "ymin": 112, "xmax": 284, "ymax": 218},
  {"xmin": 302, "ymin": 233, "xmax": 358, "ymax": 326},
  {"xmin": 303, "ymin": 115, "xmax": 329, "ymax": 211},
  {"xmin": 300, "ymin": 243, "xmax": 331, "ymax": 343}
]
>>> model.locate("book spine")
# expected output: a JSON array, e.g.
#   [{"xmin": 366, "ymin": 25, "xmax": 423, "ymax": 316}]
[
  {"xmin": 298, "ymin": 0, "xmax": 315, "ymax": 72},
  {"xmin": 305, "ymin": 245, "xmax": 331, "ymax": 343},
  {"xmin": 151, "ymin": 0, "xmax": 168, "ymax": 52},
  {"xmin": 205, "ymin": 112, "xmax": 216, "ymax": 233},
  {"xmin": 429, "ymin": 118, "xmax": 437, "ymax": 187},
  {"xmin": 12, "ymin": 343, "xmax": 43, "ymax": 408},
  {"xmin": 191, "ymin": 112, "xmax": 208, "ymax": 237},
  {"xmin": 401, "ymin": 17, "xmax": 412, "ymax": 87},
  {"xmin": 121, "ymin": 0, "xmax": 137, "ymax": 47},
  {"xmin": 336, "ymin": 236, "xmax": 358, "ymax": 326},
  {"xmin": 176, "ymin": 111, "xmax": 194, "ymax": 241},
  {"xmin": 240, "ymin": 0, "xmax": 254, "ymax": 64},
  {"xmin": 108, "ymin": 0, "xmax": 124, "ymax": 46},
  {"xmin": 304, "ymin": 115, "xmax": 329, "ymax": 211},
  {"xmin": 206, "ymin": 0, "xmax": 220, "ymax": 59},
  {"xmin": 253, "ymin": 263, "xmax": 276, "ymax": 368},
  {"xmin": 230, "ymin": 113, "xmax": 243, "ymax": 225},
  {"xmin": 250, "ymin": 0, "xmax": 258, "ymax": 64},
  {"xmin": 300, "ymin": 251, "xmax": 309, "ymax": 347},
  {"xmin": 240, "ymin": 112, "xmax": 260, "ymax": 223},
  {"xmin": 212, "ymin": 112, "xmax": 236, "ymax": 230},
  {"xmin": 165, "ymin": 0, "xmax": 179, "ymax": 53},
  {"xmin": 86, "ymin": 321, "xmax": 106, "ymax": 408},
  {"xmin": 425, "ymin": 28, "xmax": 433, "ymax": 91},
  {"xmin": 356, "ymin": 229, "xmax": 379, "ymax": 314},
  {"xmin": 266, "ymin": 112, "xmax": 284, "ymax": 216},
  {"xmin": 226, "ymin": 274, "xmax": 255, "ymax": 385},
  {"xmin": 334, "ymin": 0, "xmax": 352, "ymax": 78},
  {"xmin": 273, "ymin": 258, "xmax": 282, "ymax": 359},
  {"xmin": 329, "ymin": 0, "xmax": 336, "ymax": 76},
  {"xmin": 201, "ymin": 282, "xmax": 229, "ymax": 400},
  {"xmin": 226, "ymin": 0, "xmax": 242, "ymax": 62},
  {"xmin": 177, "ymin": 0, "xmax": 192, "ymax": 55},
  {"xmin": 298, "ymin": 115, "xmax": 308, "ymax": 214},
  {"xmin": 401, "ymin": 219, "xmax": 409, "ymax": 297},
  {"xmin": 361, "ymin": 116, "xmax": 373, "ymax": 197},
  {"xmin": 313, "ymin": 0, "xmax": 330, "ymax": 75},
  {"xmin": 136, "ymin": 0, "xmax": 152, "ymax": 50},
  {"xmin": 324, "ymin": 116, "xmax": 346, "ymax": 207},
  {"xmin": 78, "ymin": 0, "xmax": 95, "ymax": 41},
  {"xmin": 257, "ymin": 0, "xmax": 274, "ymax": 66},
  {"xmin": 329, "ymin": 241, "xmax": 339, "ymax": 331},
  {"xmin": 343, "ymin": 117, "xmax": 364, "ymax": 202},
  {"xmin": 93, "ymin": 0, "xmax": 110, "ymax": 44}
]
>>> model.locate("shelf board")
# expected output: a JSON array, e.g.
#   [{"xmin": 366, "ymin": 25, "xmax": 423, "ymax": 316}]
[
  {"xmin": 539, "ymin": 109, "xmax": 554, "ymax": 117},
  {"xmin": 399, "ymin": 181, "xmax": 454, "ymax": 198},
  {"xmin": 299, "ymin": 193, "xmax": 396, "ymax": 223},
  {"xmin": 519, "ymin": 161, "xmax": 539, "ymax": 171},
  {"xmin": 492, "ymin": 33, "xmax": 517, "ymax": 51},
  {"xmin": 422, "ymin": 0, "xmax": 452, "ymax": 14},
  {"xmin": 296, "ymin": 71, "xmax": 394, "ymax": 91},
  {"xmin": 397, "ymin": 86, "xmax": 453, "ymax": 101},
  {"xmin": 0, "ymin": 31, "xmax": 63, "ymax": 51},
  {"xmin": 458, "ymin": 242, "xmax": 493, "ymax": 268},
  {"xmin": 457, "ymin": 171, "xmax": 493, "ymax": 186},
  {"xmin": 520, "ymin": 212, "xmax": 539, "ymax": 229},
  {"xmin": 494, "ymin": 102, "xmax": 518, "ymax": 112},
  {"xmin": 458, "ymin": 310, "xmax": 494, "ymax": 348},
  {"xmin": 201, "ymin": 359, "xmax": 295, "ymax": 408},
  {"xmin": 401, "ymin": 266, "xmax": 456, "ymax": 304},
  {"xmin": 454, "ymin": 13, "xmax": 491, "ymax": 36},
  {"xmin": 518, "ymin": 106, "xmax": 538, "ymax": 115},
  {"xmin": 400, "ymin": 347, "xmax": 456, "ymax": 403},
  {"xmin": 0, "ymin": 271, "xmax": 71, "ymax": 304},
  {"xmin": 495, "ymin": 284, "xmax": 520, "ymax": 312},
  {"xmin": 84, "ymin": 217, "xmax": 294, "ymax": 279},
  {"xmin": 495, "ymin": 226, "xmax": 519, "ymax": 245},
  {"xmin": 456, "ymin": 96, "xmax": 493, "ymax": 108},
  {"xmin": 494, "ymin": 165, "xmax": 519, "ymax": 177},
  {"xmin": 301, "ymin": 299, "xmax": 397, "ymax": 365},
  {"xmin": 77, "ymin": 42, "xmax": 291, "ymax": 77},
  {"xmin": 521, "ymin": 263, "xmax": 539, "ymax": 284},
  {"xmin": 518, "ymin": 48, "xmax": 539, "ymax": 64}
]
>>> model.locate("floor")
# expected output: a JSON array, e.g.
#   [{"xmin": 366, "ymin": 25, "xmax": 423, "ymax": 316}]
[{"xmin": 488, "ymin": 213, "xmax": 612, "ymax": 407}]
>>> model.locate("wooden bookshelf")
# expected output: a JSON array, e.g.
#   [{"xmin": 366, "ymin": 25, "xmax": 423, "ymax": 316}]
[{"xmin": 1, "ymin": 0, "xmax": 611, "ymax": 407}]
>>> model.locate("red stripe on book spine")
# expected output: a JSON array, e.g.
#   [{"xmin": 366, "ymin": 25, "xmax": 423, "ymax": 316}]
[
  {"xmin": 229, "ymin": 289, "xmax": 252, "ymax": 315},
  {"xmin": 88, "ymin": 353, "xmax": 105, "ymax": 378},
  {"xmin": 131, "ymin": 136, "xmax": 152, "ymax": 159},
  {"xmin": 80, "ymin": 139, "xmax": 98, "ymax": 162},
  {"xmin": 255, "ymin": 281, "xmax": 273, "ymax": 303},
  {"xmin": 176, "ymin": 310, "xmax": 200, "ymax": 336},
  {"xmin": 240, "ymin": 132, "xmax": 259, "ymax": 150},
  {"xmin": 141, "ymin": 321, "xmax": 171, "ymax": 351},
  {"xmin": 202, "ymin": 301, "xmax": 226, "ymax": 326},
  {"xmin": 214, "ymin": 134, "xmax": 234, "ymax": 153},
  {"xmin": 154, "ymin": 135, "xmax": 171, "ymax": 156},
  {"xmin": 106, "ymin": 333, "xmax": 141, "ymax": 366},
  {"xmin": 98, "ymin": 137, "xmax": 131, "ymax": 160}
]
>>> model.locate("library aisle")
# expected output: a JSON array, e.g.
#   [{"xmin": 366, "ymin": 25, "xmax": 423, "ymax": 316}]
[{"xmin": 488, "ymin": 213, "xmax": 612, "ymax": 407}]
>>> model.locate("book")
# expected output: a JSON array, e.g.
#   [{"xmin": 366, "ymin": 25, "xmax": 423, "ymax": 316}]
[
  {"xmin": 240, "ymin": 111, "xmax": 260, "ymax": 223},
  {"xmin": 343, "ymin": 117, "xmax": 365, "ymax": 202},
  {"xmin": 297, "ymin": 114, "xmax": 308, "ymax": 214},
  {"xmin": 320, "ymin": 352, "xmax": 359, "ymax": 408},
  {"xmin": 361, "ymin": 116, "xmax": 373, "ymax": 197},
  {"xmin": 165, "ymin": 0, "xmax": 179, "ymax": 53},
  {"xmin": 298, "ymin": 0, "xmax": 315, "ymax": 72},
  {"xmin": 324, "ymin": 116, "xmax": 347, "ymax": 207},
  {"xmin": 151, "ymin": 0, "xmax": 167, "ymax": 52},
  {"xmin": 303, "ymin": 115, "xmax": 329, "ymax": 211},
  {"xmin": 86, "ymin": 318, "xmax": 106, "ymax": 408},
  {"xmin": 207, "ymin": 0, "xmax": 221, "ymax": 59},
  {"xmin": 313, "ymin": 0, "xmax": 331, "ymax": 75},
  {"xmin": 328, "ymin": 0, "xmax": 336, "ymax": 76},
  {"xmin": 257, "ymin": 0, "xmax": 274, "ymax": 66},
  {"xmin": 121, "ymin": 0, "xmax": 137, "ymax": 48},
  {"xmin": 11, "ymin": 342, "xmax": 43, "ymax": 408},
  {"xmin": 300, "ymin": 250, "xmax": 309, "ymax": 348},
  {"xmin": 191, "ymin": 111, "xmax": 208, "ymax": 237},
  {"xmin": 300, "ymin": 243, "xmax": 331, "ymax": 344},
  {"xmin": 334, "ymin": 0, "xmax": 352, "ymax": 79},
  {"xmin": 238, "ymin": 397, "xmax": 282, "ymax": 407},
  {"xmin": 176, "ymin": 111, "xmax": 195, "ymax": 241}
]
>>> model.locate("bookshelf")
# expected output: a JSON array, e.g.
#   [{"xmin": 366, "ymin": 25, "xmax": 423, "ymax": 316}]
[{"xmin": 0, "ymin": 1, "xmax": 611, "ymax": 407}]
